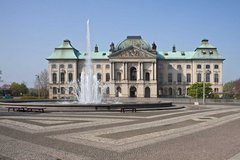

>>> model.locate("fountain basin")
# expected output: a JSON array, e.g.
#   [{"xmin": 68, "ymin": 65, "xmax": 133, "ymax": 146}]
[{"xmin": 0, "ymin": 101, "xmax": 180, "ymax": 112}]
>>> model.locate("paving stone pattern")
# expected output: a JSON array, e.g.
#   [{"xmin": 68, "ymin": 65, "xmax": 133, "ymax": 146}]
[{"xmin": 0, "ymin": 105, "xmax": 240, "ymax": 160}]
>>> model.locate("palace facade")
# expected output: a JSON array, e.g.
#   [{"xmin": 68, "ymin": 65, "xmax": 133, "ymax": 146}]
[{"xmin": 47, "ymin": 36, "xmax": 224, "ymax": 99}]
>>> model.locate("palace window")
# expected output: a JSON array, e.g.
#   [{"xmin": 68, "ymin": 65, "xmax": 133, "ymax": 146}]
[
  {"xmin": 96, "ymin": 64, "xmax": 101, "ymax": 69},
  {"xmin": 52, "ymin": 73, "xmax": 57, "ymax": 84},
  {"xmin": 51, "ymin": 64, "xmax": 56, "ymax": 69},
  {"xmin": 53, "ymin": 87, "xmax": 57, "ymax": 94},
  {"xmin": 68, "ymin": 73, "xmax": 73, "ymax": 82},
  {"xmin": 214, "ymin": 73, "xmax": 219, "ymax": 83},
  {"xmin": 214, "ymin": 65, "xmax": 219, "ymax": 69},
  {"xmin": 168, "ymin": 64, "xmax": 173, "ymax": 69},
  {"xmin": 145, "ymin": 72, "xmax": 150, "ymax": 81},
  {"xmin": 187, "ymin": 73, "xmax": 191, "ymax": 83},
  {"xmin": 177, "ymin": 73, "xmax": 182, "ymax": 83},
  {"xmin": 106, "ymin": 73, "xmax": 110, "ymax": 81},
  {"xmin": 206, "ymin": 64, "xmax": 210, "ymax": 69},
  {"xmin": 130, "ymin": 67, "xmax": 137, "ymax": 81},
  {"xmin": 178, "ymin": 88, "xmax": 182, "ymax": 96},
  {"xmin": 168, "ymin": 73, "xmax": 172, "ymax": 83},
  {"xmin": 60, "ymin": 72, "xmax": 65, "ymax": 83},
  {"xmin": 177, "ymin": 65, "xmax": 182, "ymax": 70},
  {"xmin": 69, "ymin": 87, "xmax": 73, "ymax": 94},
  {"xmin": 105, "ymin": 64, "xmax": 110, "ymax": 69},
  {"xmin": 97, "ymin": 73, "xmax": 102, "ymax": 81},
  {"xmin": 186, "ymin": 65, "xmax": 191, "ymax": 69},
  {"xmin": 60, "ymin": 87, "xmax": 65, "ymax": 94},
  {"xmin": 116, "ymin": 72, "xmax": 121, "ymax": 81},
  {"xmin": 159, "ymin": 73, "xmax": 163, "ymax": 84},
  {"xmin": 197, "ymin": 73, "xmax": 202, "ymax": 82},
  {"xmin": 206, "ymin": 72, "xmax": 210, "ymax": 82},
  {"xmin": 158, "ymin": 64, "xmax": 164, "ymax": 69},
  {"xmin": 116, "ymin": 87, "xmax": 121, "ymax": 97},
  {"xmin": 68, "ymin": 64, "xmax": 73, "ymax": 68},
  {"xmin": 197, "ymin": 64, "xmax": 201, "ymax": 69},
  {"xmin": 60, "ymin": 64, "xmax": 64, "ymax": 69}
]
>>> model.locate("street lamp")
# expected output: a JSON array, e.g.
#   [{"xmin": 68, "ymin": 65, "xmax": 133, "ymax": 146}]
[{"xmin": 35, "ymin": 75, "xmax": 40, "ymax": 99}]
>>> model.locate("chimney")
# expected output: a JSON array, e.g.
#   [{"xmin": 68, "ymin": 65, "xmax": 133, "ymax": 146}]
[
  {"xmin": 201, "ymin": 39, "xmax": 209, "ymax": 45},
  {"xmin": 94, "ymin": 44, "xmax": 99, "ymax": 52}
]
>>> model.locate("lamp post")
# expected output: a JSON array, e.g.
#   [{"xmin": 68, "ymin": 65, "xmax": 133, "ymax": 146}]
[
  {"xmin": 36, "ymin": 75, "xmax": 40, "ymax": 99},
  {"xmin": 203, "ymin": 68, "xmax": 211, "ymax": 105}
]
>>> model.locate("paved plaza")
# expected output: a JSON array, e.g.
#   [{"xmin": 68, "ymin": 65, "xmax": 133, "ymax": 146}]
[{"xmin": 0, "ymin": 105, "xmax": 240, "ymax": 160}]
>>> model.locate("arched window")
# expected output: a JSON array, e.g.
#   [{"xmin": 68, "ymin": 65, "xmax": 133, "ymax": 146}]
[
  {"xmin": 159, "ymin": 88, "xmax": 163, "ymax": 96},
  {"xmin": 130, "ymin": 86, "xmax": 137, "ymax": 97},
  {"xmin": 169, "ymin": 88, "xmax": 173, "ymax": 96},
  {"xmin": 145, "ymin": 87, "xmax": 150, "ymax": 98},
  {"xmin": 68, "ymin": 73, "xmax": 73, "ymax": 82},
  {"xmin": 52, "ymin": 73, "xmax": 57, "ymax": 84},
  {"xmin": 187, "ymin": 88, "xmax": 190, "ymax": 95},
  {"xmin": 106, "ymin": 73, "xmax": 110, "ymax": 81},
  {"xmin": 69, "ymin": 87, "xmax": 73, "ymax": 94},
  {"xmin": 53, "ymin": 87, "xmax": 57, "ymax": 94},
  {"xmin": 116, "ymin": 87, "xmax": 121, "ymax": 97},
  {"xmin": 178, "ymin": 88, "xmax": 182, "ymax": 96},
  {"xmin": 116, "ymin": 72, "xmax": 121, "ymax": 81},
  {"xmin": 130, "ymin": 67, "xmax": 137, "ymax": 81},
  {"xmin": 145, "ymin": 72, "xmax": 150, "ymax": 81},
  {"xmin": 97, "ymin": 73, "xmax": 102, "ymax": 81},
  {"xmin": 60, "ymin": 87, "xmax": 65, "ymax": 94}
]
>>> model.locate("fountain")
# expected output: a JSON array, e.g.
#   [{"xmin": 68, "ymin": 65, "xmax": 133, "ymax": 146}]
[
  {"xmin": 70, "ymin": 20, "xmax": 102, "ymax": 104},
  {"xmin": 67, "ymin": 20, "xmax": 113, "ymax": 104}
]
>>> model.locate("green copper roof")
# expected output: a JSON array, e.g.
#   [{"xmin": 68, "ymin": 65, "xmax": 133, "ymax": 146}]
[
  {"xmin": 47, "ymin": 39, "xmax": 224, "ymax": 61},
  {"xmin": 157, "ymin": 50, "xmax": 224, "ymax": 60},
  {"xmin": 78, "ymin": 52, "xmax": 110, "ymax": 59},
  {"xmin": 116, "ymin": 36, "xmax": 151, "ymax": 51},
  {"xmin": 157, "ymin": 51, "xmax": 195, "ymax": 59},
  {"xmin": 47, "ymin": 40, "xmax": 80, "ymax": 59}
]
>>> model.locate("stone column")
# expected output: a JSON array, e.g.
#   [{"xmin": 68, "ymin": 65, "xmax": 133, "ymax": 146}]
[
  {"xmin": 123, "ymin": 62, "xmax": 125, "ymax": 80},
  {"xmin": 140, "ymin": 62, "xmax": 142, "ymax": 80},
  {"xmin": 111, "ymin": 62, "xmax": 115, "ymax": 80},
  {"xmin": 141, "ymin": 62, "xmax": 144, "ymax": 80},
  {"xmin": 137, "ymin": 62, "xmax": 140, "ymax": 80},
  {"xmin": 153, "ymin": 62, "xmax": 155, "ymax": 80},
  {"xmin": 125, "ymin": 62, "xmax": 128, "ymax": 80}
]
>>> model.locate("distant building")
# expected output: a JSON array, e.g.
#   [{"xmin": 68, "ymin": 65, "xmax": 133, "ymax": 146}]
[{"xmin": 47, "ymin": 36, "xmax": 224, "ymax": 99}]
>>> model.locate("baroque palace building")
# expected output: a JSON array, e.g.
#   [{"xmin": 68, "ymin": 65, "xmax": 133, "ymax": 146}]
[{"xmin": 47, "ymin": 36, "xmax": 224, "ymax": 99}]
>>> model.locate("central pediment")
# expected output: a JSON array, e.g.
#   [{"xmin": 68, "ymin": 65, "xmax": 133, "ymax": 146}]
[{"xmin": 109, "ymin": 46, "xmax": 156, "ymax": 59}]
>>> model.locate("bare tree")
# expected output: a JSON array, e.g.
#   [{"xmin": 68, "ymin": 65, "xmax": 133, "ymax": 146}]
[{"xmin": 35, "ymin": 69, "xmax": 49, "ymax": 98}]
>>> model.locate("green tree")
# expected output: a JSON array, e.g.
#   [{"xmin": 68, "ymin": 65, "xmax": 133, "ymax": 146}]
[
  {"xmin": 10, "ymin": 82, "xmax": 28, "ymax": 96},
  {"xmin": 233, "ymin": 79, "xmax": 240, "ymax": 99},
  {"xmin": 187, "ymin": 82, "xmax": 213, "ymax": 98},
  {"xmin": 223, "ymin": 81, "xmax": 234, "ymax": 98}
]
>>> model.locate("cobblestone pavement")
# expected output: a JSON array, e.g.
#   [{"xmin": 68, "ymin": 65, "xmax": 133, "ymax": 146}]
[{"xmin": 0, "ymin": 105, "xmax": 240, "ymax": 160}]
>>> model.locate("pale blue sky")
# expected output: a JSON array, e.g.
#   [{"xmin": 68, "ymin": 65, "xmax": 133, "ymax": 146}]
[{"xmin": 0, "ymin": 0, "xmax": 240, "ymax": 87}]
